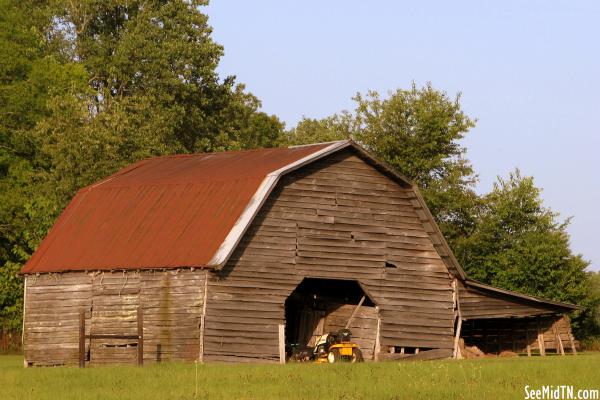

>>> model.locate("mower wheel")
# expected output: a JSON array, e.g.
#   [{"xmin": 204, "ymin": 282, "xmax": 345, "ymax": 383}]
[
  {"xmin": 327, "ymin": 349, "xmax": 341, "ymax": 363},
  {"xmin": 351, "ymin": 348, "xmax": 364, "ymax": 363}
]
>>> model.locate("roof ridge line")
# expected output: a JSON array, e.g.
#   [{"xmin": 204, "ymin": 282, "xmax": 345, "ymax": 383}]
[{"xmin": 140, "ymin": 141, "xmax": 339, "ymax": 161}]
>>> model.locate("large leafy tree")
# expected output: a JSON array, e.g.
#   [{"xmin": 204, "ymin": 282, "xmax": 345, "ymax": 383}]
[
  {"xmin": 287, "ymin": 83, "xmax": 480, "ymax": 243},
  {"xmin": 588, "ymin": 272, "xmax": 600, "ymax": 340},
  {"xmin": 454, "ymin": 170, "xmax": 596, "ymax": 335},
  {"xmin": 37, "ymin": 0, "xmax": 284, "ymax": 200},
  {"xmin": 0, "ymin": 0, "xmax": 87, "ymax": 330},
  {"xmin": 0, "ymin": 0, "xmax": 283, "ymax": 331}
]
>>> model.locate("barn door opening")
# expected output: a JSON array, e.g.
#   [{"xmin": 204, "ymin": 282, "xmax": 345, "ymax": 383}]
[
  {"xmin": 89, "ymin": 273, "xmax": 141, "ymax": 365},
  {"xmin": 284, "ymin": 278, "xmax": 377, "ymax": 360}
]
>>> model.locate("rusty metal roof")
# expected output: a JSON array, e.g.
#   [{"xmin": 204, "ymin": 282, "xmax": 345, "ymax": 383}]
[{"xmin": 22, "ymin": 142, "xmax": 346, "ymax": 273}]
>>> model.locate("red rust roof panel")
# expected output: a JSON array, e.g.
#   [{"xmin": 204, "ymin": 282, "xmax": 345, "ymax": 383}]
[{"xmin": 22, "ymin": 143, "xmax": 331, "ymax": 273}]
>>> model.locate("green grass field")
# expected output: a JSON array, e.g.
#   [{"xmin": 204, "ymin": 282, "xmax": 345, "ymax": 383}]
[{"xmin": 1, "ymin": 354, "xmax": 599, "ymax": 400}]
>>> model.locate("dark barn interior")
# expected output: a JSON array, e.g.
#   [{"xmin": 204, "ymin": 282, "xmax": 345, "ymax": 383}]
[
  {"xmin": 460, "ymin": 315, "xmax": 576, "ymax": 357},
  {"xmin": 284, "ymin": 278, "xmax": 377, "ymax": 359}
]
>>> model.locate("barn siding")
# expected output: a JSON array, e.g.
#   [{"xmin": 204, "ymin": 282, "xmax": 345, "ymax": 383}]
[
  {"xmin": 24, "ymin": 270, "xmax": 206, "ymax": 366},
  {"xmin": 140, "ymin": 270, "xmax": 206, "ymax": 363},
  {"xmin": 24, "ymin": 273, "xmax": 92, "ymax": 366},
  {"xmin": 202, "ymin": 149, "xmax": 456, "ymax": 362}
]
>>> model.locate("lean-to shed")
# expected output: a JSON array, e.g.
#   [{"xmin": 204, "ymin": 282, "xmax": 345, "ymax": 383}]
[{"xmin": 21, "ymin": 140, "xmax": 577, "ymax": 366}]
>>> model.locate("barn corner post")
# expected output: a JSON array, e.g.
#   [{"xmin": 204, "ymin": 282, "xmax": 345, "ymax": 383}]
[{"xmin": 22, "ymin": 276, "xmax": 27, "ymax": 367}]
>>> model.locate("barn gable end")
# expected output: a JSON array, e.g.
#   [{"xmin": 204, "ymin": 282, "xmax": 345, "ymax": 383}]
[{"xmin": 202, "ymin": 147, "xmax": 456, "ymax": 362}]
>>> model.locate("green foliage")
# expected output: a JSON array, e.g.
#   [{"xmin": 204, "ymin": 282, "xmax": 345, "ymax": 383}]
[
  {"xmin": 454, "ymin": 170, "xmax": 596, "ymax": 336},
  {"xmin": 0, "ymin": 0, "xmax": 284, "ymax": 330},
  {"xmin": 287, "ymin": 83, "xmax": 480, "ymax": 243},
  {"xmin": 0, "ymin": 0, "xmax": 86, "ymax": 330},
  {"xmin": 49, "ymin": 0, "xmax": 284, "ymax": 153},
  {"xmin": 584, "ymin": 272, "xmax": 600, "ymax": 339}
]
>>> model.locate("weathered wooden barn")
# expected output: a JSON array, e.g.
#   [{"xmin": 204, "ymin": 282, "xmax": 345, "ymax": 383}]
[{"xmin": 21, "ymin": 140, "xmax": 578, "ymax": 366}]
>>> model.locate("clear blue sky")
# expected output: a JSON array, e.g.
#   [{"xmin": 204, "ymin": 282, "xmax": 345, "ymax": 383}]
[{"xmin": 205, "ymin": 1, "xmax": 600, "ymax": 271}]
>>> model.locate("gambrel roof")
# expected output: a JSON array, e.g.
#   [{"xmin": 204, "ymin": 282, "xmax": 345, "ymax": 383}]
[{"xmin": 22, "ymin": 142, "xmax": 337, "ymax": 273}]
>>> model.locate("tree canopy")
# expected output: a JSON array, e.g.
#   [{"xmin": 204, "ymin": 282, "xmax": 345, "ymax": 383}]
[
  {"xmin": 453, "ymin": 171, "xmax": 595, "ymax": 334},
  {"xmin": 0, "ymin": 0, "xmax": 284, "ymax": 330}
]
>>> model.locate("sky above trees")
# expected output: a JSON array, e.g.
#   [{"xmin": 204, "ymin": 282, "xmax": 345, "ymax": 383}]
[{"xmin": 205, "ymin": 0, "xmax": 600, "ymax": 271}]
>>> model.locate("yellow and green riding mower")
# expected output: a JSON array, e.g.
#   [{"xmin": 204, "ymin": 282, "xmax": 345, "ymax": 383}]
[{"xmin": 313, "ymin": 328, "xmax": 364, "ymax": 363}]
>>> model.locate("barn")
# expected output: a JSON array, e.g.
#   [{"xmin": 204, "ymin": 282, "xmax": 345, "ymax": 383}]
[{"xmin": 20, "ymin": 140, "xmax": 578, "ymax": 366}]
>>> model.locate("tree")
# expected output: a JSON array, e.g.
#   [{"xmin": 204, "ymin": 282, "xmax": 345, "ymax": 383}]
[
  {"xmin": 0, "ymin": 0, "xmax": 284, "ymax": 331},
  {"xmin": 287, "ymin": 83, "xmax": 480, "ymax": 243},
  {"xmin": 0, "ymin": 0, "xmax": 88, "ymax": 330},
  {"xmin": 588, "ymin": 272, "xmax": 600, "ymax": 339},
  {"xmin": 32, "ymin": 0, "xmax": 285, "ymax": 202},
  {"xmin": 454, "ymin": 170, "xmax": 595, "ymax": 335}
]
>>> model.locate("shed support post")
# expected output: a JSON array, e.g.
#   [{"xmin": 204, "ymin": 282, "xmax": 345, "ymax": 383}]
[
  {"xmin": 79, "ymin": 310, "xmax": 85, "ymax": 368},
  {"xmin": 525, "ymin": 322, "xmax": 531, "ymax": 357},
  {"xmin": 137, "ymin": 306, "xmax": 144, "ymax": 366},
  {"xmin": 557, "ymin": 334, "xmax": 565, "ymax": 356},
  {"xmin": 569, "ymin": 330, "xmax": 577, "ymax": 355},
  {"xmin": 552, "ymin": 320, "xmax": 564, "ymax": 356},
  {"xmin": 452, "ymin": 279, "xmax": 463, "ymax": 359},
  {"xmin": 537, "ymin": 318, "xmax": 545, "ymax": 356},
  {"xmin": 565, "ymin": 315, "xmax": 577, "ymax": 355},
  {"xmin": 453, "ymin": 318, "xmax": 463, "ymax": 359}
]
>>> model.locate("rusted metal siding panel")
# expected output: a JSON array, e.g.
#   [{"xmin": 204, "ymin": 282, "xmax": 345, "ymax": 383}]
[{"xmin": 22, "ymin": 144, "xmax": 330, "ymax": 274}]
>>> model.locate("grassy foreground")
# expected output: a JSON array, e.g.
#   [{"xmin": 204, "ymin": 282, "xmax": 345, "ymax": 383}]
[{"xmin": 1, "ymin": 354, "xmax": 599, "ymax": 400}]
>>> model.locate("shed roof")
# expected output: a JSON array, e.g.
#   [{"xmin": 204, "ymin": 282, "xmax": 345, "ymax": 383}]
[{"xmin": 22, "ymin": 141, "xmax": 345, "ymax": 273}]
